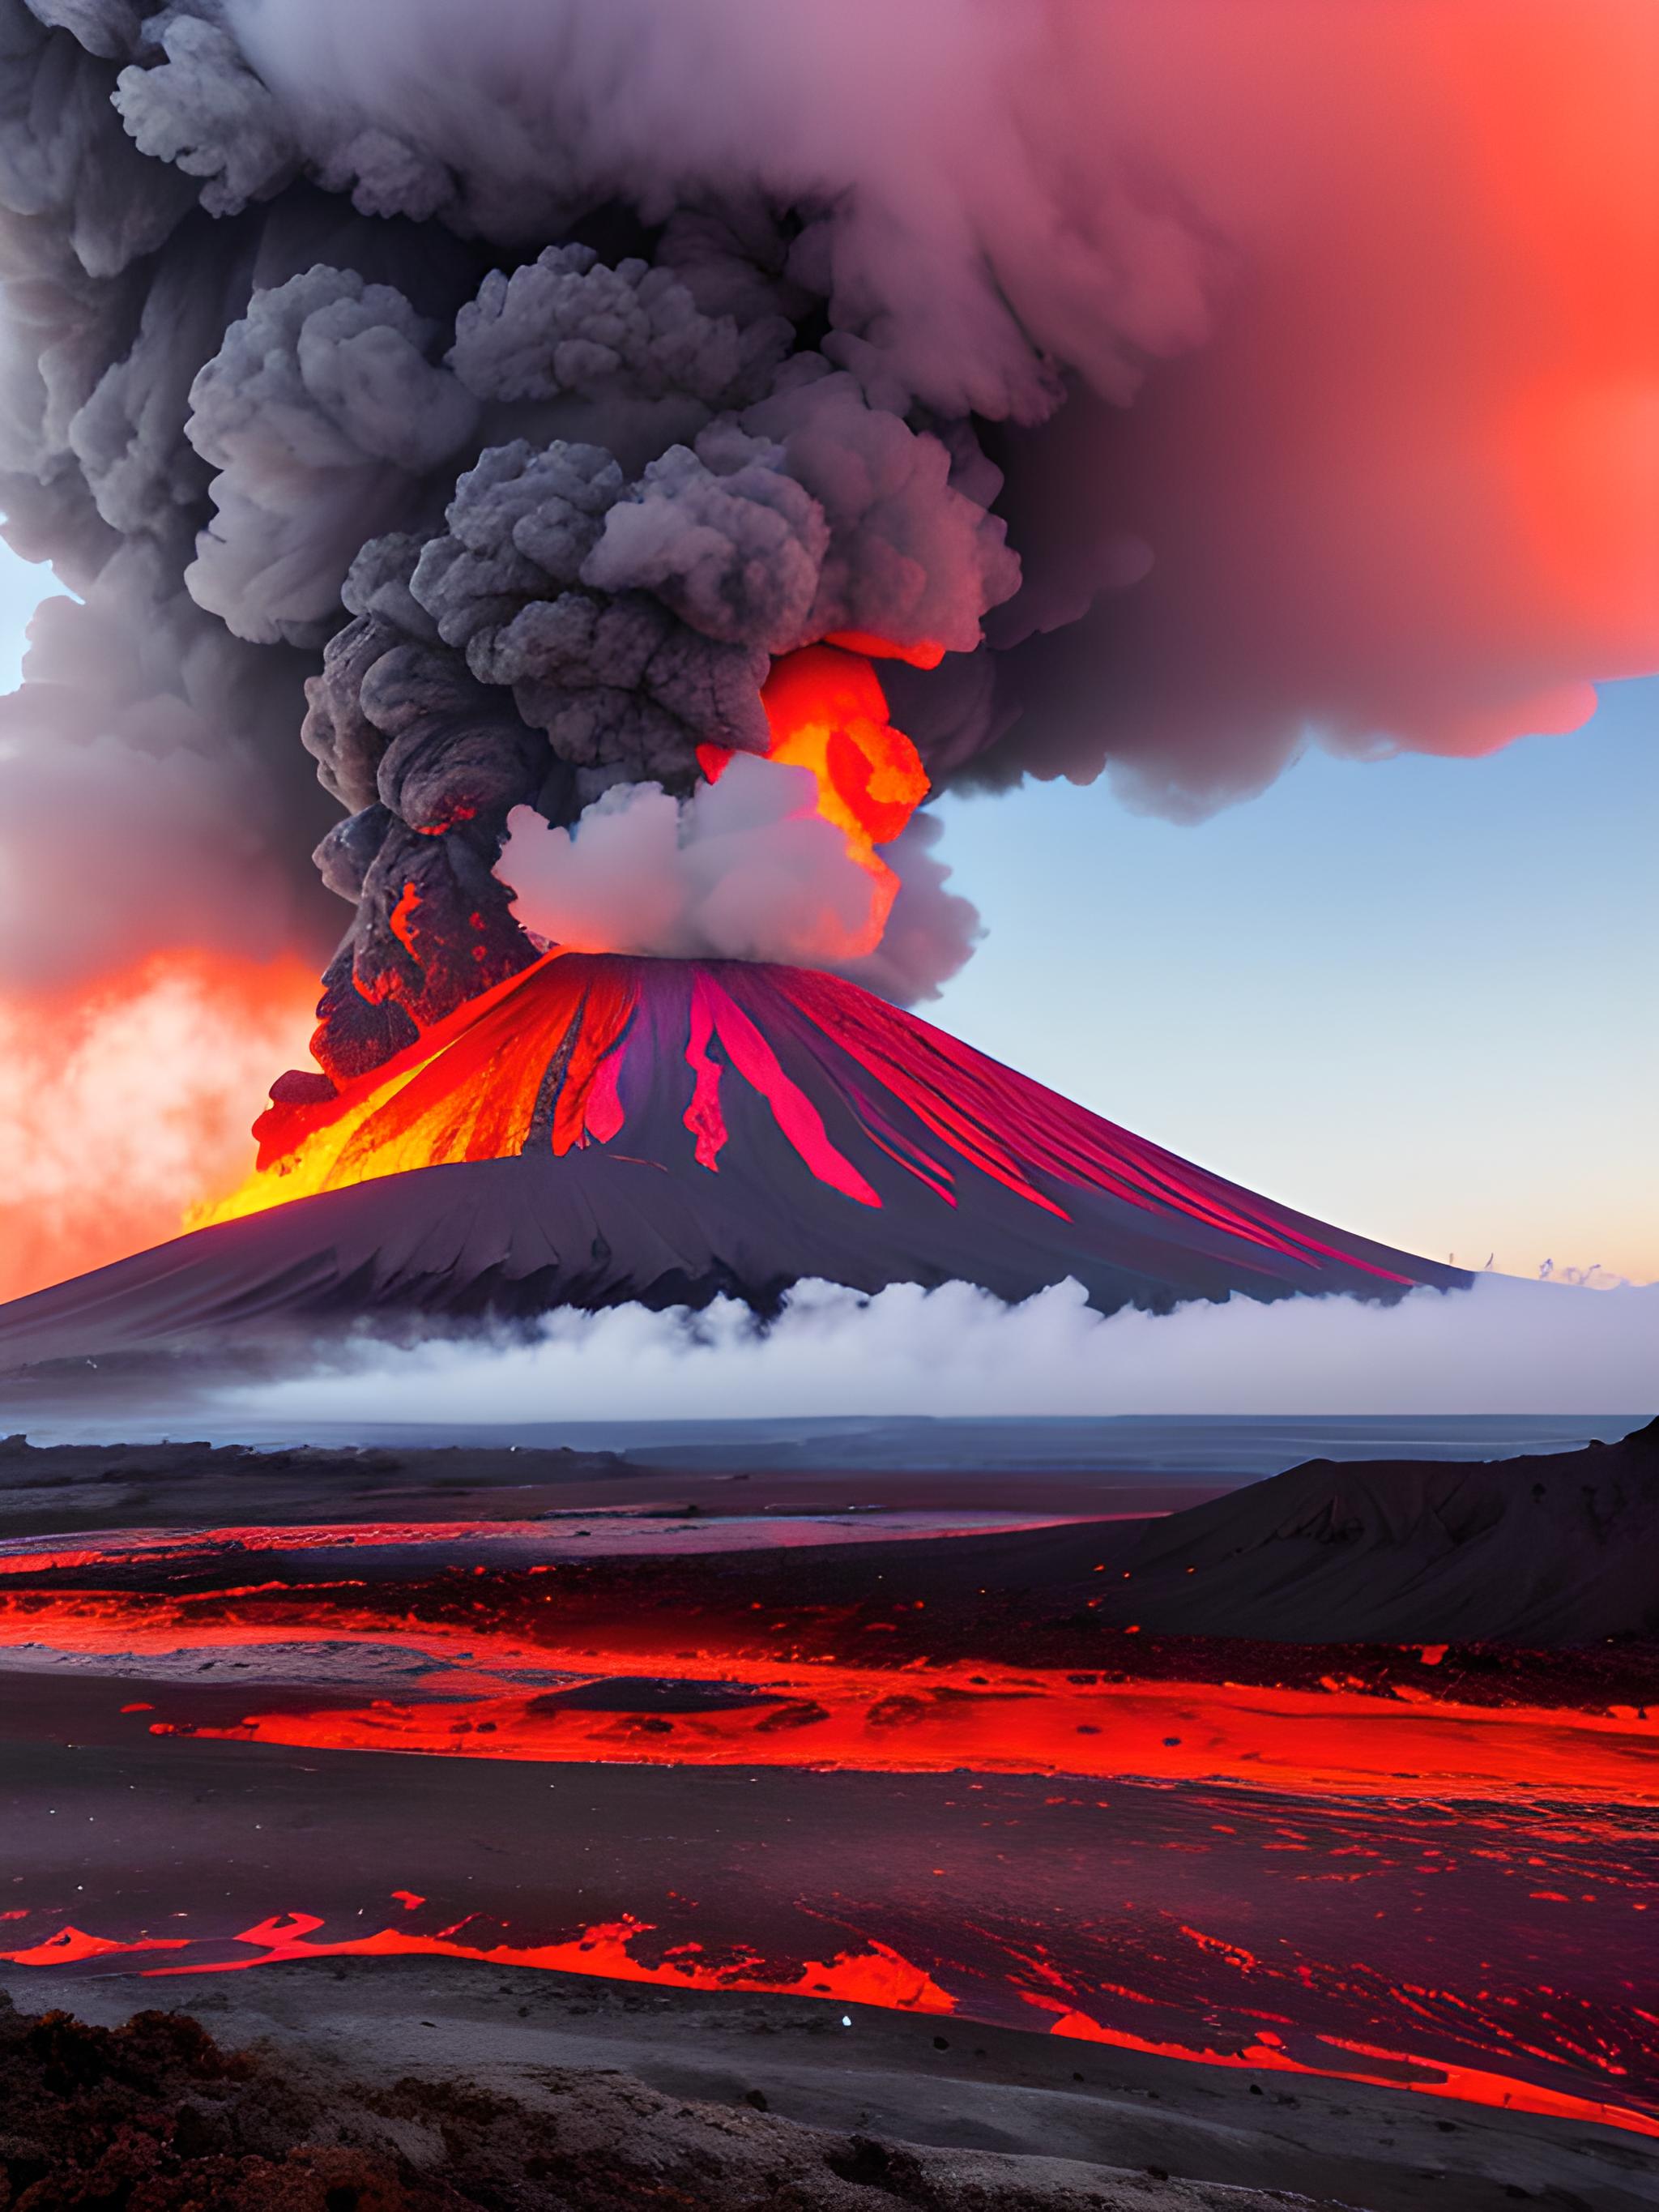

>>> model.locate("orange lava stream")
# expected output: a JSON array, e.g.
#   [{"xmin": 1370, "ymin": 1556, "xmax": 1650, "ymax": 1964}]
[
  {"xmin": 139, "ymin": 1673, "xmax": 1659, "ymax": 1805},
  {"xmin": 184, "ymin": 948, "xmax": 612, "ymax": 1228},
  {"xmin": 4, "ymin": 1912, "xmax": 1653, "ymax": 2140},
  {"xmin": 2, "ymin": 1913, "xmax": 953, "ymax": 2015},
  {"xmin": 1029, "ymin": 2000, "xmax": 1659, "ymax": 2142},
  {"xmin": 6, "ymin": 1522, "xmax": 1655, "ymax": 2141},
  {"xmin": 5, "ymin": 1588, "xmax": 1653, "ymax": 1804}
]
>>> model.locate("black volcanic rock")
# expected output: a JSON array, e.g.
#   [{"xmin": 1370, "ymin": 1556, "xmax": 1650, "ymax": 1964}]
[
  {"xmin": 1099, "ymin": 1418, "xmax": 1659, "ymax": 1645},
  {"xmin": 0, "ymin": 955, "xmax": 1466, "ymax": 1372}
]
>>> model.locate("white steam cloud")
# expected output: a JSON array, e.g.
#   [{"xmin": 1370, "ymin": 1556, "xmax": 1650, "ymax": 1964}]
[
  {"xmin": 208, "ymin": 1275, "xmax": 1658, "ymax": 1428},
  {"xmin": 493, "ymin": 758, "xmax": 979, "ymax": 1001},
  {"xmin": 494, "ymin": 759, "xmax": 879, "ymax": 966}
]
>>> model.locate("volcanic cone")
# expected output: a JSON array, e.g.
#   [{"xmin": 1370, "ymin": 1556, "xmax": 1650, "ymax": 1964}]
[{"xmin": 0, "ymin": 954, "xmax": 1466, "ymax": 1370}]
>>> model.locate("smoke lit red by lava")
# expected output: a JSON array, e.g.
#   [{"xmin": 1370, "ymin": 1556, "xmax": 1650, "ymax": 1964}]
[
  {"xmin": 698, "ymin": 643, "xmax": 932, "ymax": 939},
  {"xmin": 0, "ymin": 951, "xmax": 318, "ymax": 1300}
]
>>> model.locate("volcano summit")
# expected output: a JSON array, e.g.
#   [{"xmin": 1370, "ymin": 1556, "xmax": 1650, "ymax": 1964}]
[{"xmin": 0, "ymin": 954, "xmax": 1465, "ymax": 1373}]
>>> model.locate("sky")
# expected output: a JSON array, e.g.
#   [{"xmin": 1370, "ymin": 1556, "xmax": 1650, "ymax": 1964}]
[
  {"xmin": 0, "ymin": 547, "xmax": 44, "ymax": 694},
  {"xmin": 4, "ymin": 539, "xmax": 1652, "ymax": 1286},
  {"xmin": 928, "ymin": 681, "xmax": 1659, "ymax": 1284}
]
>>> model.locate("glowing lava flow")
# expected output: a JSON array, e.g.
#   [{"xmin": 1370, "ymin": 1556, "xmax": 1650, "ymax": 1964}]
[
  {"xmin": 2, "ymin": 1536, "xmax": 1655, "ymax": 1804},
  {"xmin": 4, "ymin": 1890, "xmax": 1655, "ymax": 2141},
  {"xmin": 697, "ymin": 643, "xmax": 932, "ymax": 942},
  {"xmin": 3, "ymin": 1517, "xmax": 1655, "ymax": 2142},
  {"xmin": 2, "ymin": 1914, "xmax": 953, "ymax": 2016},
  {"xmin": 134, "ymin": 1675, "xmax": 1659, "ymax": 1803},
  {"xmin": 1026, "ymin": 2000, "xmax": 1659, "ymax": 2141}
]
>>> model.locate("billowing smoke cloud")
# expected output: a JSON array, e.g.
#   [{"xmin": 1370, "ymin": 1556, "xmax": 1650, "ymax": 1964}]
[
  {"xmin": 196, "ymin": 1274, "xmax": 1659, "ymax": 1429},
  {"xmin": 0, "ymin": 574, "xmax": 324, "ymax": 986},
  {"xmin": 1, "ymin": 0, "xmax": 1653, "ymax": 1100}
]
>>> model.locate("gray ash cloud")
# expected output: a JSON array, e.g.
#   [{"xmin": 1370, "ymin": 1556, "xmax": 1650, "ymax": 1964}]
[{"xmin": 1, "ymin": 1, "xmax": 1648, "ymax": 1080}]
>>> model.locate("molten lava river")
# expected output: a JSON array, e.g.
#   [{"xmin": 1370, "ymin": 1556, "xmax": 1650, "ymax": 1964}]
[{"xmin": 1, "ymin": 1507, "xmax": 1653, "ymax": 2139}]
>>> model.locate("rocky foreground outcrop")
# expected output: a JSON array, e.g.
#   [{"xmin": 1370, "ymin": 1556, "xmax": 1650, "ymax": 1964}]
[{"xmin": 0, "ymin": 1991, "xmax": 1350, "ymax": 2212}]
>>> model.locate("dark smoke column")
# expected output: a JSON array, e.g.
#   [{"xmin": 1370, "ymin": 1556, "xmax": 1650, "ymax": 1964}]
[{"xmin": 0, "ymin": 3, "xmax": 1034, "ymax": 1081}]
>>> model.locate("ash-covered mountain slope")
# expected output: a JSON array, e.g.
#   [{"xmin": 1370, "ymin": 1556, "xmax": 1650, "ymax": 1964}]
[{"xmin": 0, "ymin": 955, "xmax": 1465, "ymax": 1371}]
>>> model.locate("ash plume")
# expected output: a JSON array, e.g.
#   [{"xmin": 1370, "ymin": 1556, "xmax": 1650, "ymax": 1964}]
[{"xmin": 1, "ymin": 0, "xmax": 1653, "ymax": 1091}]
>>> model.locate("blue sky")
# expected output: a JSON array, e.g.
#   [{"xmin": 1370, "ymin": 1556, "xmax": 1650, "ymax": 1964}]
[
  {"xmin": 928, "ymin": 681, "xmax": 1658, "ymax": 1281},
  {"xmin": 0, "ymin": 545, "xmax": 45, "ymax": 681},
  {"xmin": 3, "ymin": 542, "xmax": 1653, "ymax": 1280}
]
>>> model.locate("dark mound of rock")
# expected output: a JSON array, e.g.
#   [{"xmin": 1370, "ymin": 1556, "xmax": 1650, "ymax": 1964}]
[{"xmin": 1107, "ymin": 1416, "xmax": 1659, "ymax": 1645}]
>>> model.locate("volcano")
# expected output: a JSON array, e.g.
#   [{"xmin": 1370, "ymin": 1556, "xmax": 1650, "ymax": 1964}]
[{"xmin": 0, "ymin": 953, "xmax": 1466, "ymax": 1372}]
